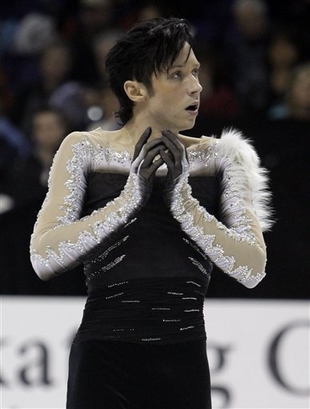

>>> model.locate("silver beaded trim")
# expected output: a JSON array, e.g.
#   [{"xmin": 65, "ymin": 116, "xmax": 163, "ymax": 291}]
[{"xmin": 30, "ymin": 139, "xmax": 141, "ymax": 275}]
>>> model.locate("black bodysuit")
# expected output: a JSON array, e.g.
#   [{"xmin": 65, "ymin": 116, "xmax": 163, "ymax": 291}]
[
  {"xmin": 67, "ymin": 173, "xmax": 218, "ymax": 408},
  {"xmin": 78, "ymin": 173, "xmax": 220, "ymax": 343},
  {"xmin": 30, "ymin": 128, "xmax": 271, "ymax": 408}
]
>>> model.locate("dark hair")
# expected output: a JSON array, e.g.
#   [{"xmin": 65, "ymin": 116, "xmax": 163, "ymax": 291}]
[{"xmin": 105, "ymin": 17, "xmax": 194, "ymax": 124}]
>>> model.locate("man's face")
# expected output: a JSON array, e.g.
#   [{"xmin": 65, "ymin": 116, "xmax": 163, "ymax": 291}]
[{"xmin": 145, "ymin": 42, "xmax": 202, "ymax": 133}]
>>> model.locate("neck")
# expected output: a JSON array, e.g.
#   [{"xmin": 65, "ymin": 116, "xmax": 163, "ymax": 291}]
[{"xmin": 124, "ymin": 112, "xmax": 179, "ymax": 144}]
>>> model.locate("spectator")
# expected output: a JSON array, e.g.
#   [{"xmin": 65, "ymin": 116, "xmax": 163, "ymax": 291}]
[
  {"xmin": 92, "ymin": 28, "xmax": 124, "ymax": 84},
  {"xmin": 195, "ymin": 43, "xmax": 241, "ymax": 120},
  {"xmin": 0, "ymin": 75, "xmax": 31, "ymax": 213},
  {"xmin": 0, "ymin": 93, "xmax": 31, "ymax": 171},
  {"xmin": 223, "ymin": 0, "xmax": 270, "ymax": 117},
  {"xmin": 0, "ymin": 12, "xmax": 57, "ymax": 93},
  {"xmin": 0, "ymin": 108, "xmax": 68, "ymax": 213},
  {"xmin": 284, "ymin": 62, "xmax": 310, "ymax": 120},
  {"xmin": 0, "ymin": 107, "xmax": 88, "ymax": 295},
  {"xmin": 266, "ymin": 26, "xmax": 302, "ymax": 115},
  {"xmin": 68, "ymin": 0, "xmax": 115, "ymax": 85},
  {"xmin": 9, "ymin": 39, "xmax": 74, "ymax": 132},
  {"xmin": 137, "ymin": 2, "xmax": 165, "ymax": 21},
  {"xmin": 87, "ymin": 83, "xmax": 121, "ymax": 131},
  {"xmin": 268, "ymin": 62, "xmax": 310, "ymax": 120}
]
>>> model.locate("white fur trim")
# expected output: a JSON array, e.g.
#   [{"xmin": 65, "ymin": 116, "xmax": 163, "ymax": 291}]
[{"xmin": 217, "ymin": 128, "xmax": 273, "ymax": 231}]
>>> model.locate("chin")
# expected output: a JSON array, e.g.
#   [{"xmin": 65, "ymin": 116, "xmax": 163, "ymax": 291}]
[{"xmin": 180, "ymin": 120, "xmax": 196, "ymax": 132}]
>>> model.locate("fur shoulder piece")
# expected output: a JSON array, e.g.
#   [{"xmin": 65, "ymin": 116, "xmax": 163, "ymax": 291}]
[{"xmin": 216, "ymin": 128, "xmax": 273, "ymax": 232}]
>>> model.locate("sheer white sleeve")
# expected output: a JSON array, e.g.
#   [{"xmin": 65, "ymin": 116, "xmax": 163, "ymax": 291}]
[
  {"xmin": 30, "ymin": 132, "xmax": 145, "ymax": 281},
  {"xmin": 169, "ymin": 129, "xmax": 273, "ymax": 288}
]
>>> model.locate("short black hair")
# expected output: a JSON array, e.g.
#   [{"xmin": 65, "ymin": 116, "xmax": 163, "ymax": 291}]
[{"xmin": 105, "ymin": 17, "xmax": 194, "ymax": 124}]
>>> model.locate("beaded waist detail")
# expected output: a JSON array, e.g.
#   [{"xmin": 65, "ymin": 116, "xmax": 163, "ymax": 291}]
[{"xmin": 77, "ymin": 277, "xmax": 207, "ymax": 344}]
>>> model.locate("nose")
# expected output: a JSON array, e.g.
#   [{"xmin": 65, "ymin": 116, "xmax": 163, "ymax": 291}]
[{"xmin": 188, "ymin": 76, "xmax": 203, "ymax": 95}]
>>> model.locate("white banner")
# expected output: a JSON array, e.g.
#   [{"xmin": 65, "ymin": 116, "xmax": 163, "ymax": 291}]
[{"xmin": 1, "ymin": 297, "xmax": 309, "ymax": 409}]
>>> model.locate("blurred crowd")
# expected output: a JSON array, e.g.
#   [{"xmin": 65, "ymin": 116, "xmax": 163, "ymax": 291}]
[{"xmin": 1, "ymin": 0, "xmax": 309, "ymax": 297}]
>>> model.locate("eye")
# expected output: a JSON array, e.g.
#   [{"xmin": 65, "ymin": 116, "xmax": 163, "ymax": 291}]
[
  {"xmin": 192, "ymin": 68, "xmax": 200, "ymax": 78},
  {"xmin": 170, "ymin": 70, "xmax": 182, "ymax": 79}
]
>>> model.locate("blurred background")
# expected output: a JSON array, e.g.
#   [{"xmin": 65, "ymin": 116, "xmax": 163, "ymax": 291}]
[
  {"xmin": 1, "ymin": 1, "xmax": 309, "ymax": 408},
  {"xmin": 1, "ymin": 0, "xmax": 309, "ymax": 299}
]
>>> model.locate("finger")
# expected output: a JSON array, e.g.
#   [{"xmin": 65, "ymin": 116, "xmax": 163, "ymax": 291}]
[
  {"xmin": 141, "ymin": 143, "xmax": 166, "ymax": 168},
  {"xmin": 161, "ymin": 136, "xmax": 182, "ymax": 166},
  {"xmin": 160, "ymin": 150, "xmax": 178, "ymax": 182},
  {"xmin": 138, "ymin": 149, "xmax": 165, "ymax": 179},
  {"xmin": 160, "ymin": 149, "xmax": 174, "ymax": 170},
  {"xmin": 132, "ymin": 136, "xmax": 164, "ymax": 174},
  {"xmin": 148, "ymin": 156, "xmax": 165, "ymax": 174},
  {"xmin": 134, "ymin": 139, "xmax": 165, "ymax": 168},
  {"xmin": 161, "ymin": 130, "xmax": 183, "ymax": 149},
  {"xmin": 162, "ymin": 130, "xmax": 187, "ymax": 164},
  {"xmin": 133, "ymin": 127, "xmax": 152, "ymax": 160}
]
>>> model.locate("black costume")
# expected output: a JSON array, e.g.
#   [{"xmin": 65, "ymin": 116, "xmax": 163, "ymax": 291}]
[{"xmin": 30, "ymin": 128, "xmax": 271, "ymax": 408}]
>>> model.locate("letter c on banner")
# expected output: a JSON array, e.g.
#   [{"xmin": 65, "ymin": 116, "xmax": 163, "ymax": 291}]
[{"xmin": 268, "ymin": 320, "xmax": 310, "ymax": 395}]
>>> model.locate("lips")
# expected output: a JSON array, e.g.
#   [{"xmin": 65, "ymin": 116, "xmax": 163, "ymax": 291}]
[{"xmin": 185, "ymin": 102, "xmax": 199, "ymax": 112}]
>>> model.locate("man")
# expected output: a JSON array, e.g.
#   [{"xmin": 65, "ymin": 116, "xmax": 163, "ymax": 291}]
[{"xmin": 30, "ymin": 17, "xmax": 272, "ymax": 408}]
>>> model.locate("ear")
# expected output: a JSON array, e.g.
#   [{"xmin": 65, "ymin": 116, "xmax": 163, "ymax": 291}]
[{"xmin": 124, "ymin": 80, "xmax": 148, "ymax": 103}]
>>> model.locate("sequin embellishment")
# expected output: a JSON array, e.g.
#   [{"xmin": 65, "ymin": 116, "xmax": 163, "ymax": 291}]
[
  {"xmin": 78, "ymin": 278, "xmax": 208, "ymax": 343},
  {"xmin": 169, "ymin": 141, "xmax": 266, "ymax": 287},
  {"xmin": 30, "ymin": 139, "xmax": 142, "ymax": 276}
]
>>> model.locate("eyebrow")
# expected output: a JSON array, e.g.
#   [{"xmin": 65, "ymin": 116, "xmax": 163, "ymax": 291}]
[
  {"xmin": 170, "ymin": 63, "xmax": 186, "ymax": 69},
  {"xmin": 169, "ymin": 61, "xmax": 201, "ymax": 70}
]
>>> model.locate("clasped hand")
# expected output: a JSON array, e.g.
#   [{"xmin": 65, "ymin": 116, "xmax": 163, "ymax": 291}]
[
  {"xmin": 131, "ymin": 127, "xmax": 188, "ymax": 182},
  {"xmin": 131, "ymin": 127, "xmax": 188, "ymax": 204}
]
